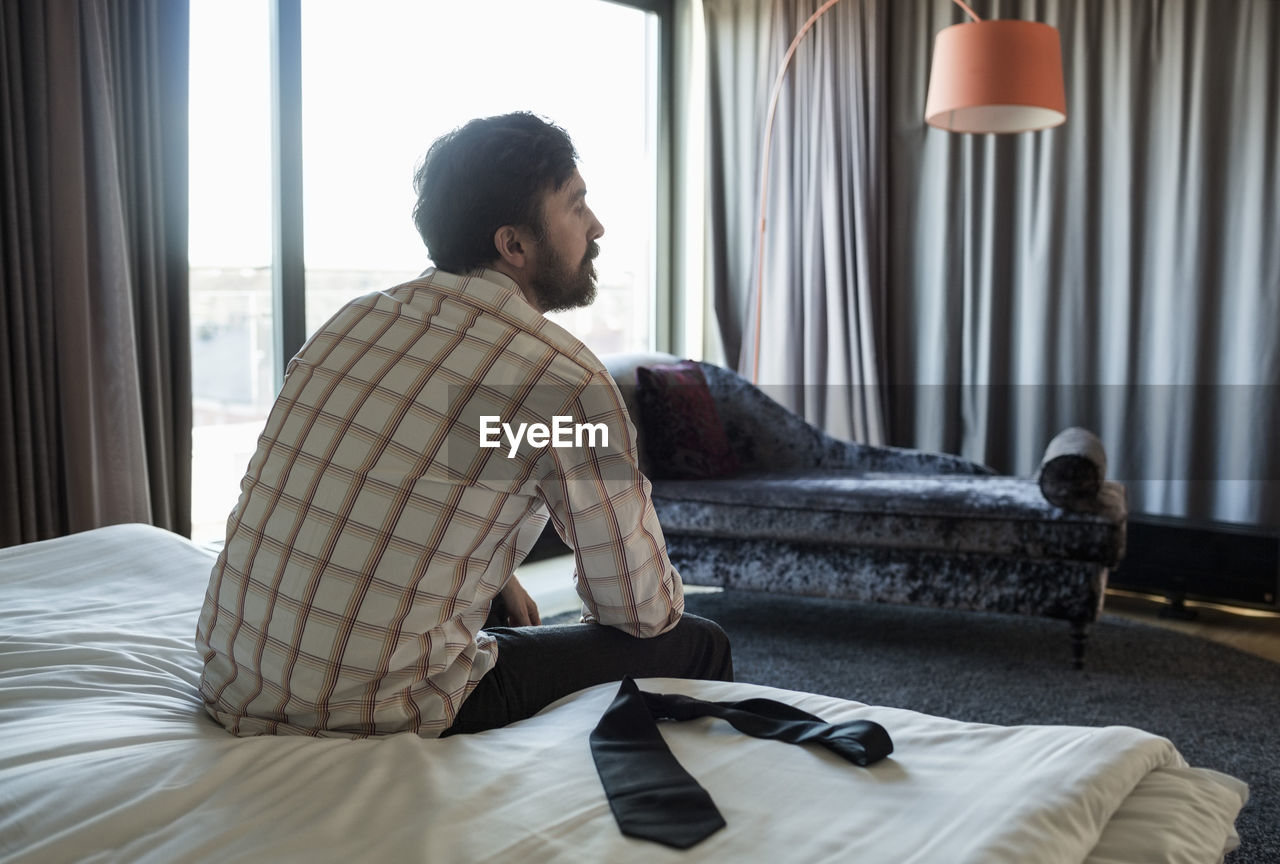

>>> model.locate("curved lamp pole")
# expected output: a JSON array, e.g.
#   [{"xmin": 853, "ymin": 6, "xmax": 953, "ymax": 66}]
[{"xmin": 748, "ymin": 0, "xmax": 1067, "ymax": 382}]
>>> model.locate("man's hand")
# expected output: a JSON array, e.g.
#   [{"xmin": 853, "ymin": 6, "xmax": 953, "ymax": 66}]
[{"xmin": 498, "ymin": 575, "xmax": 542, "ymax": 627}]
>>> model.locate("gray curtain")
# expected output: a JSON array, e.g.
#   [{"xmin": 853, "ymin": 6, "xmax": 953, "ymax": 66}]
[
  {"xmin": 1, "ymin": 0, "xmax": 191, "ymax": 547},
  {"xmin": 887, "ymin": 0, "xmax": 1280, "ymax": 528},
  {"xmin": 705, "ymin": 0, "xmax": 888, "ymax": 443},
  {"xmin": 705, "ymin": 0, "xmax": 1280, "ymax": 528}
]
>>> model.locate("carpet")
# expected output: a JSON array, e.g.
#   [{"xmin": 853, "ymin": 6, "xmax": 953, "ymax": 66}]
[{"xmin": 669, "ymin": 591, "xmax": 1277, "ymax": 861}]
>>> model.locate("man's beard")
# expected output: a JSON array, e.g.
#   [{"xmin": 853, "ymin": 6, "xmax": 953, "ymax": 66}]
[{"xmin": 529, "ymin": 239, "xmax": 599, "ymax": 313}]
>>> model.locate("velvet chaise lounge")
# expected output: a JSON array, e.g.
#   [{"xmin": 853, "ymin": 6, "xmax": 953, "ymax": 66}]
[{"xmin": 598, "ymin": 353, "xmax": 1128, "ymax": 669}]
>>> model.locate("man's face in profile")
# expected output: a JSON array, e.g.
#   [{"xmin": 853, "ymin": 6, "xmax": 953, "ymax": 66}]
[{"xmin": 528, "ymin": 168, "xmax": 605, "ymax": 313}]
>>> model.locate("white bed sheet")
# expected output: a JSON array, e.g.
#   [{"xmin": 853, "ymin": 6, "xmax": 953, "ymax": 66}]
[{"xmin": 0, "ymin": 524, "xmax": 1248, "ymax": 863}]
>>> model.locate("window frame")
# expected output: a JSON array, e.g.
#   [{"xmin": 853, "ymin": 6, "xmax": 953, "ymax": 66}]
[{"xmin": 267, "ymin": 0, "xmax": 675, "ymax": 391}]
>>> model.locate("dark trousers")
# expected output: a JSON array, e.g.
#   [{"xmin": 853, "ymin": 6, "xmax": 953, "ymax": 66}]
[{"xmin": 443, "ymin": 613, "xmax": 734, "ymax": 735}]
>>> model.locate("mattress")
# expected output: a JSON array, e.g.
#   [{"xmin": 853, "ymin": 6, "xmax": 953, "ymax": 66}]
[{"xmin": 0, "ymin": 524, "xmax": 1248, "ymax": 863}]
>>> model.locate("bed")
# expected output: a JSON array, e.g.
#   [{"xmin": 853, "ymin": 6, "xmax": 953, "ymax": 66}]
[{"xmin": 0, "ymin": 524, "xmax": 1248, "ymax": 863}]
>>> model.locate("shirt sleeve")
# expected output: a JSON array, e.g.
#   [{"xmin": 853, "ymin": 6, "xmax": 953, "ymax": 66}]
[{"xmin": 534, "ymin": 369, "xmax": 684, "ymax": 638}]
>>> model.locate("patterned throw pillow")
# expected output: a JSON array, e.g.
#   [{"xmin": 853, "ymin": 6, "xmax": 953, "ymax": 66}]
[{"xmin": 635, "ymin": 361, "xmax": 739, "ymax": 479}]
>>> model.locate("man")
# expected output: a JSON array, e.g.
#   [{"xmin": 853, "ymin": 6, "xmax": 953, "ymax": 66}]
[{"xmin": 196, "ymin": 113, "xmax": 732, "ymax": 738}]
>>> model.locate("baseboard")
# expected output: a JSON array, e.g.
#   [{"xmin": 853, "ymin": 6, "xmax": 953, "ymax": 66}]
[{"xmin": 1110, "ymin": 514, "xmax": 1280, "ymax": 611}]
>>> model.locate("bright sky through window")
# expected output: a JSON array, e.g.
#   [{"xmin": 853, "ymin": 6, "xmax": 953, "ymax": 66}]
[
  {"xmin": 190, "ymin": 0, "xmax": 655, "ymax": 275},
  {"xmin": 189, "ymin": 0, "xmax": 271, "ymax": 268}
]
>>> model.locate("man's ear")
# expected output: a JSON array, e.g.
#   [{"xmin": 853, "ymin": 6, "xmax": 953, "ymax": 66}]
[{"xmin": 493, "ymin": 225, "xmax": 531, "ymax": 270}]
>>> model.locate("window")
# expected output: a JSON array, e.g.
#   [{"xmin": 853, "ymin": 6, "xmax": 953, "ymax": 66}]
[
  {"xmin": 188, "ymin": 0, "xmax": 274, "ymax": 543},
  {"xmin": 300, "ymin": 0, "xmax": 658, "ymax": 352},
  {"xmin": 189, "ymin": 0, "xmax": 665, "ymax": 543}
]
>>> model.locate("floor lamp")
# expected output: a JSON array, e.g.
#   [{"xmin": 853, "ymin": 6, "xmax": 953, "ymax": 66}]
[{"xmin": 749, "ymin": 0, "xmax": 1067, "ymax": 381}]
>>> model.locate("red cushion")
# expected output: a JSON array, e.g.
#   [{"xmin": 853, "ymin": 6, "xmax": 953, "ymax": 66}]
[{"xmin": 635, "ymin": 361, "xmax": 739, "ymax": 479}]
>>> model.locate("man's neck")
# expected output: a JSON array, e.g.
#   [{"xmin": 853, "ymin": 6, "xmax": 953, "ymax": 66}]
[{"xmin": 488, "ymin": 260, "xmax": 542, "ymax": 313}]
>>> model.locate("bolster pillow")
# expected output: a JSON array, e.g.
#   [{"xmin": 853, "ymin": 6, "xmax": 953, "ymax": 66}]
[{"xmin": 1038, "ymin": 427, "xmax": 1108, "ymax": 509}]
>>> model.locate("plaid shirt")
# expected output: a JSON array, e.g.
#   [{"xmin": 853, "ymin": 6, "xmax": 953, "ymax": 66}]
[{"xmin": 195, "ymin": 268, "xmax": 684, "ymax": 738}]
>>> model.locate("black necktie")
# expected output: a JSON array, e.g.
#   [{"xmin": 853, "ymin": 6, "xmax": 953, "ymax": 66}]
[{"xmin": 589, "ymin": 677, "xmax": 893, "ymax": 849}]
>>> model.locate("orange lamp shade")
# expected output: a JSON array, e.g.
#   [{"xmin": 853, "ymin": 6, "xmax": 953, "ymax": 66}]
[{"xmin": 925, "ymin": 19, "xmax": 1067, "ymax": 134}]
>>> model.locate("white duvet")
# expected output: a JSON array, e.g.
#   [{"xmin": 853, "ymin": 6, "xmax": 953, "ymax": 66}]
[{"xmin": 0, "ymin": 524, "xmax": 1248, "ymax": 863}]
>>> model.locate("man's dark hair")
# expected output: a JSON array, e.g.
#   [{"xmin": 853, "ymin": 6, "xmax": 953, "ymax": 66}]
[{"xmin": 412, "ymin": 113, "xmax": 579, "ymax": 273}]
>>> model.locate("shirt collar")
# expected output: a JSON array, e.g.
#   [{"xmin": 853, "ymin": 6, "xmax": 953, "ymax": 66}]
[{"xmin": 421, "ymin": 266, "xmax": 540, "ymax": 318}]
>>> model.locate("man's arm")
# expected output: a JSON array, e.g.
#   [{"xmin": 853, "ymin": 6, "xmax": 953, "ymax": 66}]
[{"xmin": 535, "ymin": 371, "xmax": 684, "ymax": 638}]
